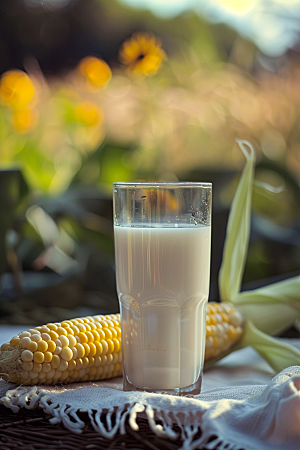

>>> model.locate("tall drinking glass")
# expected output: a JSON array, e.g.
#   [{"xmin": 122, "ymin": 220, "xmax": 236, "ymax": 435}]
[{"xmin": 113, "ymin": 182, "xmax": 211, "ymax": 395}]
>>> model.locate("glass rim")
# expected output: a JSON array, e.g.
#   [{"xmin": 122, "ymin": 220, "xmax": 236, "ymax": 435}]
[{"xmin": 113, "ymin": 181, "xmax": 212, "ymax": 188}]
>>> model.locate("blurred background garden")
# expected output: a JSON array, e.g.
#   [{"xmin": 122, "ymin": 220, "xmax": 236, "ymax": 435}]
[{"xmin": 1, "ymin": 0, "xmax": 300, "ymax": 328}]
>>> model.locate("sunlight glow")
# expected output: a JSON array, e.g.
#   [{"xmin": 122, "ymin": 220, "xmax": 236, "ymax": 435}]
[
  {"xmin": 120, "ymin": 0, "xmax": 300, "ymax": 56},
  {"xmin": 219, "ymin": 0, "xmax": 255, "ymax": 15}
]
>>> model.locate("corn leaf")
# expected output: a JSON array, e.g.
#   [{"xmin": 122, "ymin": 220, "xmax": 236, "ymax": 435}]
[
  {"xmin": 235, "ymin": 276, "xmax": 300, "ymax": 335},
  {"xmin": 218, "ymin": 140, "xmax": 255, "ymax": 303},
  {"xmin": 217, "ymin": 140, "xmax": 300, "ymax": 372},
  {"xmin": 240, "ymin": 321, "xmax": 300, "ymax": 372},
  {"xmin": 236, "ymin": 275, "xmax": 300, "ymax": 306}
]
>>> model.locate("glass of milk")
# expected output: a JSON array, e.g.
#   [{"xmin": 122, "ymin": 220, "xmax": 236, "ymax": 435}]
[{"xmin": 113, "ymin": 182, "xmax": 211, "ymax": 395}]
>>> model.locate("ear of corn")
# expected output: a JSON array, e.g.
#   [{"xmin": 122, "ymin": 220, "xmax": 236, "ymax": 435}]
[
  {"xmin": 0, "ymin": 303, "xmax": 244, "ymax": 385},
  {"xmin": 0, "ymin": 314, "xmax": 122, "ymax": 385}
]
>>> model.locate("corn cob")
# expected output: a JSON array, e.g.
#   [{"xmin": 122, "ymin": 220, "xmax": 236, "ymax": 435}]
[
  {"xmin": 0, "ymin": 303, "xmax": 243, "ymax": 385},
  {"xmin": 0, "ymin": 314, "xmax": 122, "ymax": 385},
  {"xmin": 205, "ymin": 302, "xmax": 243, "ymax": 360}
]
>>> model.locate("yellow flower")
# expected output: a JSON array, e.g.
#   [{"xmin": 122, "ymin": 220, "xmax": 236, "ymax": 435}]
[
  {"xmin": 12, "ymin": 107, "xmax": 39, "ymax": 134},
  {"xmin": 79, "ymin": 56, "xmax": 112, "ymax": 88},
  {"xmin": 0, "ymin": 70, "xmax": 36, "ymax": 109},
  {"xmin": 74, "ymin": 101, "xmax": 104, "ymax": 127},
  {"xmin": 119, "ymin": 32, "xmax": 166, "ymax": 76}
]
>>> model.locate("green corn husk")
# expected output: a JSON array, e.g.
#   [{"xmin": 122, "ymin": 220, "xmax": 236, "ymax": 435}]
[{"xmin": 215, "ymin": 139, "xmax": 300, "ymax": 372}]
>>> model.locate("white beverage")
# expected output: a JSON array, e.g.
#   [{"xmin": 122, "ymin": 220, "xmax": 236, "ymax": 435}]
[{"xmin": 114, "ymin": 224, "xmax": 211, "ymax": 390}]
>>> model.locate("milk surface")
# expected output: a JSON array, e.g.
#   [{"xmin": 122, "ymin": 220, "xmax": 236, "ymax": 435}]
[{"xmin": 114, "ymin": 224, "xmax": 211, "ymax": 390}]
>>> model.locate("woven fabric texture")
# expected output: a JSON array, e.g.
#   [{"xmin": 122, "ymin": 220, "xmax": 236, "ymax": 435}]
[{"xmin": 1, "ymin": 366, "xmax": 300, "ymax": 450}]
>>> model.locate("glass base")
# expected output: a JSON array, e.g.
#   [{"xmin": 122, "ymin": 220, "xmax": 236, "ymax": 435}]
[{"xmin": 123, "ymin": 374, "xmax": 202, "ymax": 396}]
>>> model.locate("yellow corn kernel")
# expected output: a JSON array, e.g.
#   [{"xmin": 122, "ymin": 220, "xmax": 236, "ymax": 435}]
[
  {"xmin": 75, "ymin": 358, "xmax": 83, "ymax": 370},
  {"xmin": 39, "ymin": 326, "xmax": 49, "ymax": 333},
  {"xmin": 22, "ymin": 361, "xmax": 33, "ymax": 371},
  {"xmin": 46, "ymin": 369, "xmax": 55, "ymax": 380},
  {"xmin": 60, "ymin": 347, "xmax": 73, "ymax": 361},
  {"xmin": 77, "ymin": 324, "xmax": 86, "ymax": 333},
  {"xmin": 71, "ymin": 370, "xmax": 79, "ymax": 379},
  {"xmin": 50, "ymin": 354, "xmax": 60, "ymax": 369},
  {"xmin": 94, "ymin": 341, "xmax": 103, "ymax": 356},
  {"xmin": 41, "ymin": 333, "xmax": 51, "ymax": 341},
  {"xmin": 64, "ymin": 327, "xmax": 74, "ymax": 336},
  {"xmin": 86, "ymin": 331, "xmax": 94, "ymax": 342},
  {"xmin": 112, "ymin": 338, "xmax": 120, "ymax": 353},
  {"xmin": 59, "ymin": 335, "xmax": 69, "ymax": 347},
  {"xmin": 20, "ymin": 337, "xmax": 31, "ymax": 349},
  {"xmin": 33, "ymin": 363, "xmax": 42, "ymax": 373},
  {"xmin": 56, "ymin": 327, "xmax": 68, "ymax": 336},
  {"xmin": 60, "ymin": 370, "xmax": 70, "ymax": 382},
  {"xmin": 106, "ymin": 353, "xmax": 113, "ymax": 365},
  {"xmin": 91, "ymin": 330, "xmax": 100, "ymax": 341},
  {"xmin": 21, "ymin": 350, "xmax": 33, "ymax": 362},
  {"xmin": 10, "ymin": 337, "xmax": 20, "ymax": 346},
  {"xmin": 107, "ymin": 339, "xmax": 114, "ymax": 354},
  {"xmin": 58, "ymin": 359, "xmax": 68, "ymax": 372},
  {"xmin": 210, "ymin": 315, "xmax": 217, "ymax": 325},
  {"xmin": 82, "ymin": 343, "xmax": 90, "ymax": 356},
  {"xmin": 67, "ymin": 335, "xmax": 77, "ymax": 347},
  {"xmin": 44, "ymin": 351, "xmax": 52, "ymax": 363},
  {"xmin": 38, "ymin": 340, "xmax": 48, "ymax": 353},
  {"xmin": 88, "ymin": 356, "xmax": 95, "ymax": 367},
  {"xmin": 33, "ymin": 352, "xmax": 44, "ymax": 364},
  {"xmin": 100, "ymin": 340, "xmax": 108, "ymax": 355},
  {"xmin": 89, "ymin": 366, "xmax": 97, "ymax": 376},
  {"xmin": 76, "ymin": 318, "xmax": 84, "ymax": 324},
  {"xmin": 103, "ymin": 328, "xmax": 112, "ymax": 340},
  {"xmin": 82, "ymin": 357, "xmax": 89, "ymax": 369},
  {"xmin": 47, "ymin": 340, "xmax": 56, "ymax": 353},
  {"xmin": 76, "ymin": 343, "xmax": 85, "ymax": 358},
  {"xmin": 68, "ymin": 359, "xmax": 76, "ymax": 371},
  {"xmin": 49, "ymin": 331, "xmax": 59, "ymax": 341},
  {"xmin": 78, "ymin": 332, "xmax": 88, "ymax": 344},
  {"xmin": 110, "ymin": 328, "xmax": 118, "ymax": 339},
  {"xmin": 19, "ymin": 332, "xmax": 31, "ymax": 339},
  {"xmin": 100, "ymin": 355, "xmax": 107, "ymax": 366},
  {"xmin": 89, "ymin": 342, "xmax": 96, "ymax": 357},
  {"xmin": 42, "ymin": 363, "xmax": 52, "ymax": 373},
  {"xmin": 70, "ymin": 324, "xmax": 80, "ymax": 335},
  {"xmin": 98, "ymin": 329, "xmax": 105, "ymax": 340}
]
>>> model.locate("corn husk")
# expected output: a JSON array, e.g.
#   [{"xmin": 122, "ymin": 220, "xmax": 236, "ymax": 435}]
[{"xmin": 216, "ymin": 139, "xmax": 300, "ymax": 372}]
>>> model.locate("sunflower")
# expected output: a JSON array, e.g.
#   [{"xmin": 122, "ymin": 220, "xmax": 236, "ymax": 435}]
[
  {"xmin": 0, "ymin": 70, "xmax": 36, "ymax": 109},
  {"xmin": 79, "ymin": 56, "xmax": 112, "ymax": 88},
  {"xmin": 119, "ymin": 32, "xmax": 166, "ymax": 77}
]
